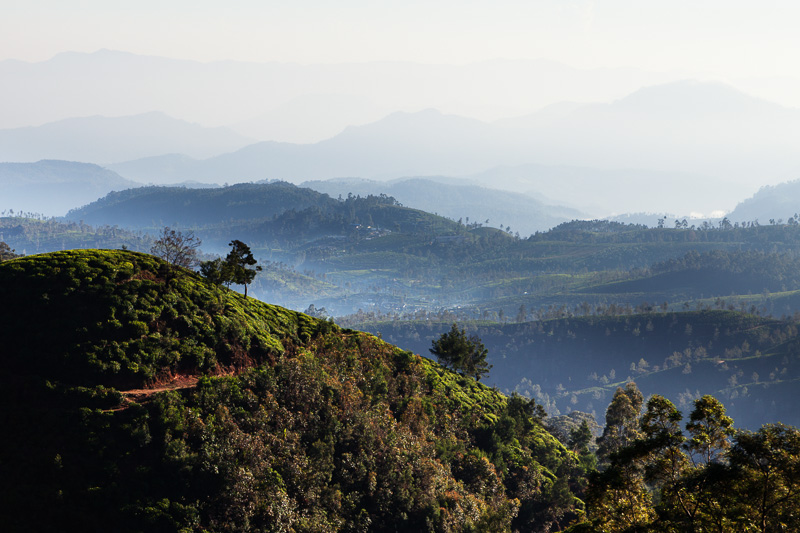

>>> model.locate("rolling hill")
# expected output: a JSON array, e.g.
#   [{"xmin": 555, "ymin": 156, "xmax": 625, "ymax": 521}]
[
  {"xmin": 0, "ymin": 249, "xmax": 585, "ymax": 532},
  {"xmin": 63, "ymin": 188, "xmax": 800, "ymax": 318},
  {"xmin": 301, "ymin": 177, "xmax": 585, "ymax": 235},
  {"xmin": 65, "ymin": 181, "xmax": 337, "ymax": 230}
]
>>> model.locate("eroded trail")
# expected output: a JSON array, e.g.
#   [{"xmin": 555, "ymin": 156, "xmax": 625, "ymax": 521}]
[{"xmin": 106, "ymin": 375, "xmax": 200, "ymax": 411}]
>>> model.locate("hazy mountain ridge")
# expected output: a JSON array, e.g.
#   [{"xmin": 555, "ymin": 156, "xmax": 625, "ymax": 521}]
[
  {"xmin": 727, "ymin": 179, "xmax": 800, "ymax": 223},
  {"xmin": 0, "ymin": 160, "xmax": 140, "ymax": 216},
  {"xmin": 0, "ymin": 49, "xmax": 675, "ymax": 131},
  {"xmin": 66, "ymin": 181, "xmax": 337, "ymax": 230},
  {"xmin": 94, "ymin": 80, "xmax": 796, "ymax": 217},
  {"xmin": 0, "ymin": 111, "xmax": 254, "ymax": 164}
]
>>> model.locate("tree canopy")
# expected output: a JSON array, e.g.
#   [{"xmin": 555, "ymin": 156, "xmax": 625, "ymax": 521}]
[
  {"xmin": 200, "ymin": 239, "xmax": 262, "ymax": 297},
  {"xmin": 429, "ymin": 323, "xmax": 492, "ymax": 381},
  {"xmin": 0, "ymin": 241, "xmax": 19, "ymax": 261}
]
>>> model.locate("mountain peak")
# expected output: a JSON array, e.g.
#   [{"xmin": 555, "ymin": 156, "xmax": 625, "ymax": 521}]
[{"xmin": 614, "ymin": 79, "xmax": 779, "ymax": 115}]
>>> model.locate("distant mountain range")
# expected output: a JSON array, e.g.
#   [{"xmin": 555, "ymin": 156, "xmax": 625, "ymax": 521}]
[
  {"xmin": 93, "ymin": 80, "xmax": 800, "ymax": 216},
  {"xmin": 0, "ymin": 112, "xmax": 254, "ymax": 164},
  {"xmin": 4, "ymin": 59, "xmax": 800, "ymax": 217},
  {"xmin": 0, "ymin": 49, "xmax": 676, "ymax": 132},
  {"xmin": 0, "ymin": 160, "xmax": 139, "ymax": 216},
  {"xmin": 726, "ymin": 180, "xmax": 800, "ymax": 223},
  {"xmin": 230, "ymin": 94, "xmax": 392, "ymax": 144}
]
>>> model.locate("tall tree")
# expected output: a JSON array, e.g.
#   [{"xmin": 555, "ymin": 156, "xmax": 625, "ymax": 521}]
[
  {"xmin": 685, "ymin": 395, "xmax": 734, "ymax": 465},
  {"xmin": 597, "ymin": 382, "xmax": 644, "ymax": 464},
  {"xmin": 728, "ymin": 424, "xmax": 800, "ymax": 532},
  {"xmin": 586, "ymin": 382, "xmax": 654, "ymax": 531},
  {"xmin": 639, "ymin": 395, "xmax": 701, "ymax": 531},
  {"xmin": 429, "ymin": 323, "xmax": 492, "ymax": 381},
  {"xmin": 225, "ymin": 240, "xmax": 262, "ymax": 297}
]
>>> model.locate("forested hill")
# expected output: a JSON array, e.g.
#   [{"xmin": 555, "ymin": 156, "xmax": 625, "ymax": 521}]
[
  {"xmin": 64, "ymin": 181, "xmax": 468, "ymax": 251},
  {"xmin": 0, "ymin": 250, "xmax": 586, "ymax": 532},
  {"xmin": 360, "ymin": 310, "xmax": 800, "ymax": 430},
  {"xmin": 67, "ymin": 181, "xmax": 336, "ymax": 228}
]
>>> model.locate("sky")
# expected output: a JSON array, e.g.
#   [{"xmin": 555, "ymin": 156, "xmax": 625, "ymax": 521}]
[{"xmin": 3, "ymin": 0, "xmax": 800, "ymax": 80}]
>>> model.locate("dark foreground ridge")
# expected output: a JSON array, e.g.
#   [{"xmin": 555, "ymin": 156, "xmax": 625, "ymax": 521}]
[{"xmin": 0, "ymin": 249, "xmax": 587, "ymax": 532}]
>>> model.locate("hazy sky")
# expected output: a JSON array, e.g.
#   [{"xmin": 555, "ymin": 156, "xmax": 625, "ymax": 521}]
[{"xmin": 4, "ymin": 0, "xmax": 800, "ymax": 79}]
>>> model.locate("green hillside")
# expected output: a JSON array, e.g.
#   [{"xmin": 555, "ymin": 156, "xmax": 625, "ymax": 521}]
[
  {"xmin": 65, "ymin": 182, "xmax": 334, "ymax": 229},
  {"xmin": 60, "ymin": 186, "xmax": 800, "ymax": 317},
  {"xmin": 358, "ymin": 310, "xmax": 800, "ymax": 430},
  {"xmin": 0, "ymin": 250, "xmax": 586, "ymax": 532}
]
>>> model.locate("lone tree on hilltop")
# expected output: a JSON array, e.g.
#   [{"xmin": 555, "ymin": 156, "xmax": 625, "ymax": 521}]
[
  {"xmin": 430, "ymin": 323, "xmax": 492, "ymax": 381},
  {"xmin": 150, "ymin": 227, "xmax": 202, "ymax": 268},
  {"xmin": 199, "ymin": 240, "xmax": 262, "ymax": 297},
  {"xmin": 226, "ymin": 240, "xmax": 261, "ymax": 297}
]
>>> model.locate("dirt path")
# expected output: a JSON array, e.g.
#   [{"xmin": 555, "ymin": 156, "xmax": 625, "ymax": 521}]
[{"xmin": 105, "ymin": 375, "xmax": 200, "ymax": 411}]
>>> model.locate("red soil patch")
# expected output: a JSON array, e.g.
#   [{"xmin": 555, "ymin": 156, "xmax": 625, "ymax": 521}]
[{"xmin": 104, "ymin": 374, "xmax": 200, "ymax": 412}]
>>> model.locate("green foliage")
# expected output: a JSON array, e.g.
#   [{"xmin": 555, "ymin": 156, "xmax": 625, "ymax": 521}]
[
  {"xmin": 597, "ymin": 383, "xmax": 644, "ymax": 464},
  {"xmin": 0, "ymin": 249, "xmax": 300, "ymax": 387},
  {"xmin": 430, "ymin": 323, "xmax": 492, "ymax": 381},
  {"xmin": 225, "ymin": 239, "xmax": 262, "ymax": 296},
  {"xmin": 200, "ymin": 240, "xmax": 263, "ymax": 297},
  {"xmin": 582, "ymin": 394, "xmax": 800, "ymax": 532},
  {"xmin": 199, "ymin": 257, "xmax": 231, "ymax": 286},
  {"xmin": 685, "ymin": 394, "xmax": 735, "ymax": 464},
  {"xmin": 0, "ymin": 249, "xmax": 584, "ymax": 532},
  {"xmin": 0, "ymin": 240, "xmax": 19, "ymax": 260},
  {"xmin": 363, "ymin": 311, "xmax": 800, "ymax": 430}
]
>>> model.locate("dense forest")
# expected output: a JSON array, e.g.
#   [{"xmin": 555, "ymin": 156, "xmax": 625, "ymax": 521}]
[
  {"xmin": 572, "ymin": 384, "xmax": 800, "ymax": 532},
  {"xmin": 3, "ymin": 249, "xmax": 800, "ymax": 531},
  {"xmin": 0, "ymin": 250, "xmax": 584, "ymax": 532}
]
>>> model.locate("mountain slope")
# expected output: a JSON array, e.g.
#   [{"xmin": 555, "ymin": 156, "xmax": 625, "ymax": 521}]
[
  {"xmin": 0, "ymin": 250, "xmax": 584, "ymax": 532},
  {"xmin": 0, "ymin": 160, "xmax": 140, "ymax": 215},
  {"xmin": 102, "ymin": 81, "xmax": 800, "ymax": 216},
  {"xmin": 360, "ymin": 310, "xmax": 800, "ymax": 430},
  {"xmin": 0, "ymin": 112, "xmax": 254, "ymax": 165},
  {"xmin": 302, "ymin": 177, "xmax": 585, "ymax": 235},
  {"xmin": 727, "ymin": 179, "xmax": 800, "ymax": 223},
  {"xmin": 66, "ymin": 181, "xmax": 336, "ymax": 229}
]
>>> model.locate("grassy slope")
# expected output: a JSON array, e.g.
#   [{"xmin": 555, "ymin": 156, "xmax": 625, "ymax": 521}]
[
  {"xmin": 359, "ymin": 311, "xmax": 800, "ymax": 430},
  {"xmin": 0, "ymin": 249, "xmax": 582, "ymax": 532}
]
